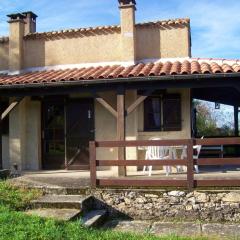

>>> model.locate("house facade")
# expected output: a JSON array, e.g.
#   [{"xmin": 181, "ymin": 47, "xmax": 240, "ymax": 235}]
[{"xmin": 0, "ymin": 0, "xmax": 239, "ymax": 174}]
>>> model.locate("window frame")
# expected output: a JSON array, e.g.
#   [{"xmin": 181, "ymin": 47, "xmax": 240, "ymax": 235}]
[{"xmin": 143, "ymin": 93, "xmax": 182, "ymax": 132}]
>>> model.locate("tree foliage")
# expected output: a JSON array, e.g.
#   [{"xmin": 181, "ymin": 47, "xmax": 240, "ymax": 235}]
[{"xmin": 193, "ymin": 100, "xmax": 234, "ymax": 137}]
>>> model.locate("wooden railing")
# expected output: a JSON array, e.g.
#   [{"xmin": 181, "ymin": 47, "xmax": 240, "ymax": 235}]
[
  {"xmin": 195, "ymin": 137, "xmax": 240, "ymax": 188},
  {"xmin": 89, "ymin": 138, "xmax": 240, "ymax": 190}
]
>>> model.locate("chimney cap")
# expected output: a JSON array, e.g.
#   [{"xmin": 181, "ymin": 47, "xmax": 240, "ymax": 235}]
[
  {"xmin": 7, "ymin": 13, "xmax": 25, "ymax": 20},
  {"xmin": 22, "ymin": 11, "xmax": 38, "ymax": 20},
  {"xmin": 118, "ymin": 0, "xmax": 136, "ymax": 6}
]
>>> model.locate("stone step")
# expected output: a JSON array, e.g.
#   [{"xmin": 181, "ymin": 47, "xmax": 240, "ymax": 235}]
[
  {"xmin": 25, "ymin": 208, "xmax": 81, "ymax": 221},
  {"xmin": 32, "ymin": 195, "xmax": 92, "ymax": 210},
  {"xmin": 82, "ymin": 210, "xmax": 107, "ymax": 228}
]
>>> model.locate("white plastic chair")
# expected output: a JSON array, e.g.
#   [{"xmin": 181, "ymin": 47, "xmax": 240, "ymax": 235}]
[
  {"xmin": 180, "ymin": 136, "xmax": 204, "ymax": 174},
  {"xmin": 193, "ymin": 136, "xmax": 204, "ymax": 173},
  {"xmin": 143, "ymin": 138, "xmax": 170, "ymax": 176}
]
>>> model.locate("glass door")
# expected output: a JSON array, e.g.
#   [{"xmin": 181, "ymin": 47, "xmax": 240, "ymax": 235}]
[
  {"xmin": 42, "ymin": 99, "xmax": 65, "ymax": 170},
  {"xmin": 42, "ymin": 97, "xmax": 94, "ymax": 170},
  {"xmin": 66, "ymin": 98, "xmax": 94, "ymax": 170}
]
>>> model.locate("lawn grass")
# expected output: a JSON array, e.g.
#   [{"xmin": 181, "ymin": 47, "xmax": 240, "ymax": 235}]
[
  {"xmin": 0, "ymin": 180, "xmax": 41, "ymax": 210},
  {"xmin": 0, "ymin": 180, "xmax": 208, "ymax": 240}
]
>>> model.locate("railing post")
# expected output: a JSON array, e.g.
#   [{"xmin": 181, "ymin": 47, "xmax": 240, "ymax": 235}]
[
  {"xmin": 89, "ymin": 141, "xmax": 97, "ymax": 188},
  {"xmin": 187, "ymin": 139, "xmax": 194, "ymax": 191}
]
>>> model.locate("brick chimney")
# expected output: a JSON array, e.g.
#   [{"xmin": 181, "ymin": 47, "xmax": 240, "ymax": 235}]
[
  {"xmin": 22, "ymin": 11, "xmax": 38, "ymax": 34},
  {"xmin": 118, "ymin": 0, "xmax": 136, "ymax": 63},
  {"xmin": 7, "ymin": 13, "xmax": 25, "ymax": 73}
]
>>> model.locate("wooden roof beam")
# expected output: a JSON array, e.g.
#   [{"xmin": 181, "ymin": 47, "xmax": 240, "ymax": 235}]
[
  {"xmin": 1, "ymin": 97, "xmax": 23, "ymax": 121},
  {"xmin": 95, "ymin": 96, "xmax": 117, "ymax": 118}
]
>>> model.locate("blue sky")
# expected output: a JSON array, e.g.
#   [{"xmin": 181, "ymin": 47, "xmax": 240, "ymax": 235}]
[{"xmin": 0, "ymin": 0, "xmax": 239, "ymax": 59}]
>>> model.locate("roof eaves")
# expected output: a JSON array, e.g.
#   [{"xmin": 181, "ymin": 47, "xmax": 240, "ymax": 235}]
[{"xmin": 0, "ymin": 72, "xmax": 239, "ymax": 90}]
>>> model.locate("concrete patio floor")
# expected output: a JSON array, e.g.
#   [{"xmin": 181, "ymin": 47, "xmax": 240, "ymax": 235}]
[{"xmin": 8, "ymin": 166, "xmax": 240, "ymax": 189}]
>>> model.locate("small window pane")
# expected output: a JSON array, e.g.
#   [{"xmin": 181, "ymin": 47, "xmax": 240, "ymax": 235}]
[{"xmin": 144, "ymin": 97, "xmax": 161, "ymax": 131}]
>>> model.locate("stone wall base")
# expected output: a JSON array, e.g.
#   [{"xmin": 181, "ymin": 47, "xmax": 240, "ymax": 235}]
[{"xmin": 90, "ymin": 189, "xmax": 240, "ymax": 222}]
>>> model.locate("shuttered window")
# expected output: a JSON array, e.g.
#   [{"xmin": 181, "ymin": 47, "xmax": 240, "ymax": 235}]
[
  {"xmin": 144, "ymin": 94, "xmax": 181, "ymax": 131},
  {"xmin": 162, "ymin": 94, "xmax": 181, "ymax": 131}
]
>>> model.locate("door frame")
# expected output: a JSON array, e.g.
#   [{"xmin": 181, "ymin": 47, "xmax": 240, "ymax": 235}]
[
  {"xmin": 65, "ymin": 97, "xmax": 95, "ymax": 170},
  {"xmin": 41, "ymin": 96, "xmax": 95, "ymax": 170}
]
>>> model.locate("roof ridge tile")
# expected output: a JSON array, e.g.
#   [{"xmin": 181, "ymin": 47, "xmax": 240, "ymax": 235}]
[{"xmin": 24, "ymin": 18, "xmax": 190, "ymax": 40}]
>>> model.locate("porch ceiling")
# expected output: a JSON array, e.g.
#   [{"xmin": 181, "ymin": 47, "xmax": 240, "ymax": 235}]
[{"xmin": 192, "ymin": 87, "xmax": 240, "ymax": 106}]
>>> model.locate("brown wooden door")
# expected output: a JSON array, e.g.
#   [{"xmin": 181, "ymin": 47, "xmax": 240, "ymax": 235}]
[{"xmin": 66, "ymin": 98, "xmax": 94, "ymax": 170}]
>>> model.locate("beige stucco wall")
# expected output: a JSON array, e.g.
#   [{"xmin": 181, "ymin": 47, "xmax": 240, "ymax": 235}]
[
  {"xmin": 20, "ymin": 25, "xmax": 191, "ymax": 69},
  {"xmin": 9, "ymin": 98, "xmax": 27, "ymax": 171},
  {"xmin": 9, "ymin": 97, "xmax": 41, "ymax": 171},
  {"xmin": 0, "ymin": 43, "xmax": 9, "ymax": 71},
  {"xmin": 25, "ymin": 99, "xmax": 41, "ymax": 170},
  {"xmin": 95, "ymin": 91, "xmax": 117, "ymax": 165},
  {"xmin": 2, "ymin": 135, "xmax": 10, "ymax": 169},
  {"xmin": 136, "ymin": 26, "xmax": 190, "ymax": 60},
  {"xmin": 23, "ymin": 32, "xmax": 122, "ymax": 68}
]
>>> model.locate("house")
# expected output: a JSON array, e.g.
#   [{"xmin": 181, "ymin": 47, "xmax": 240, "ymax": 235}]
[{"xmin": 0, "ymin": 0, "xmax": 239, "ymax": 178}]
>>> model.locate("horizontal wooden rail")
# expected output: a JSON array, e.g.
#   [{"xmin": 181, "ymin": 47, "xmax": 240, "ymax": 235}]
[
  {"xmin": 96, "ymin": 139, "xmax": 189, "ymax": 148},
  {"xmin": 197, "ymin": 158, "xmax": 240, "ymax": 166},
  {"xmin": 196, "ymin": 180, "xmax": 240, "ymax": 187},
  {"xmin": 96, "ymin": 159, "xmax": 188, "ymax": 167},
  {"xmin": 98, "ymin": 179, "xmax": 187, "ymax": 187},
  {"xmin": 195, "ymin": 137, "xmax": 240, "ymax": 146},
  {"xmin": 90, "ymin": 137, "xmax": 240, "ymax": 190}
]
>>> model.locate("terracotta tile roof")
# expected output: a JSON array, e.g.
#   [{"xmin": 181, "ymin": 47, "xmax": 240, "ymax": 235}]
[
  {"xmin": 0, "ymin": 58, "xmax": 239, "ymax": 86},
  {"xmin": 136, "ymin": 18, "xmax": 189, "ymax": 27},
  {"xmin": 24, "ymin": 18, "xmax": 190, "ymax": 40}
]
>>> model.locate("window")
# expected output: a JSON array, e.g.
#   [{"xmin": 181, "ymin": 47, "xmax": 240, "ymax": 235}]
[
  {"xmin": 144, "ymin": 94, "xmax": 181, "ymax": 131},
  {"xmin": 144, "ymin": 97, "xmax": 161, "ymax": 131}
]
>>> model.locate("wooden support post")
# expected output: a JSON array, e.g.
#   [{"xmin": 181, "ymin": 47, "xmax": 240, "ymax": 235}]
[
  {"xmin": 187, "ymin": 139, "xmax": 194, "ymax": 191},
  {"xmin": 96, "ymin": 97, "xmax": 117, "ymax": 118},
  {"xmin": 89, "ymin": 141, "xmax": 97, "ymax": 188},
  {"xmin": 117, "ymin": 89, "xmax": 126, "ymax": 176},
  {"xmin": 234, "ymin": 105, "xmax": 239, "ymax": 137}
]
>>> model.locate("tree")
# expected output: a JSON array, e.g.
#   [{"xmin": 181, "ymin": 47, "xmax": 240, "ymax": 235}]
[{"xmin": 193, "ymin": 100, "xmax": 234, "ymax": 137}]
